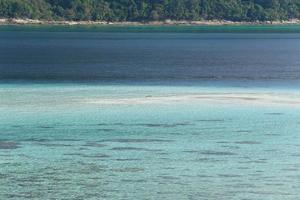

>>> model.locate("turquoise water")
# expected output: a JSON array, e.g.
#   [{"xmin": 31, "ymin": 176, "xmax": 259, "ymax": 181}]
[
  {"xmin": 1, "ymin": 26, "xmax": 300, "ymax": 199},
  {"xmin": 1, "ymin": 83, "xmax": 300, "ymax": 199}
]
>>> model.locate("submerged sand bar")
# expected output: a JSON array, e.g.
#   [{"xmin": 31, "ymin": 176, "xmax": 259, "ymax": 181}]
[{"xmin": 86, "ymin": 92, "xmax": 300, "ymax": 107}]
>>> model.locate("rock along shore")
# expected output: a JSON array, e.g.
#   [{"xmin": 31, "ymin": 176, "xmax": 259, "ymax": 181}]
[{"xmin": 1, "ymin": 18, "xmax": 300, "ymax": 26}]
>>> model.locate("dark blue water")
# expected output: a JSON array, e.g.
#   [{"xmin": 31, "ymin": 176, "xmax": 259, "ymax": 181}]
[{"xmin": 1, "ymin": 29, "xmax": 300, "ymax": 83}]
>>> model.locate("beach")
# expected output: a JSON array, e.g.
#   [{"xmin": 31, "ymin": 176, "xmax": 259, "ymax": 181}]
[{"xmin": 1, "ymin": 18, "xmax": 300, "ymax": 26}]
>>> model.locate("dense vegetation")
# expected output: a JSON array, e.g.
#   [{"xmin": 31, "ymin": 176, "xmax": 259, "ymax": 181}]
[{"xmin": 1, "ymin": 0, "xmax": 300, "ymax": 22}]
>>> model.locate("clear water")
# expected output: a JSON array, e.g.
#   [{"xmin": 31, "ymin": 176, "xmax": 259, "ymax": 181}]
[{"xmin": 1, "ymin": 26, "xmax": 300, "ymax": 199}]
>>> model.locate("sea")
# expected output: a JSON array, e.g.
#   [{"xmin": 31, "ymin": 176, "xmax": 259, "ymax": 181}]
[{"xmin": 1, "ymin": 25, "xmax": 300, "ymax": 200}]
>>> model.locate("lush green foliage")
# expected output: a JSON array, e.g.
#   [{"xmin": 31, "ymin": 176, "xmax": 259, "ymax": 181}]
[{"xmin": 1, "ymin": 0, "xmax": 300, "ymax": 21}]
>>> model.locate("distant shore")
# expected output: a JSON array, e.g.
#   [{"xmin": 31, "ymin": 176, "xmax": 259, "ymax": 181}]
[{"xmin": 1, "ymin": 18, "xmax": 300, "ymax": 26}]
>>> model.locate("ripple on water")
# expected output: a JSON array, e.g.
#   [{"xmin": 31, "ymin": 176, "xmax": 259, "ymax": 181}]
[
  {"xmin": 121, "ymin": 179, "xmax": 147, "ymax": 183},
  {"xmin": 196, "ymin": 119, "xmax": 226, "ymax": 122},
  {"xmin": 218, "ymin": 174, "xmax": 242, "ymax": 178},
  {"xmin": 135, "ymin": 122, "xmax": 192, "ymax": 128},
  {"xmin": 234, "ymin": 141, "xmax": 261, "ymax": 145},
  {"xmin": 111, "ymin": 167, "xmax": 144, "ymax": 173},
  {"xmin": 99, "ymin": 138, "xmax": 174, "ymax": 143},
  {"xmin": 184, "ymin": 150, "xmax": 237, "ymax": 156},
  {"xmin": 114, "ymin": 158, "xmax": 142, "ymax": 161},
  {"xmin": 37, "ymin": 125, "xmax": 55, "ymax": 129},
  {"xmin": 157, "ymin": 175, "xmax": 180, "ymax": 180},
  {"xmin": 111, "ymin": 147, "xmax": 163, "ymax": 152},
  {"xmin": 82, "ymin": 142, "xmax": 107, "ymax": 148},
  {"xmin": 221, "ymin": 145, "xmax": 241, "ymax": 149},
  {"xmin": 235, "ymin": 130, "xmax": 253, "ymax": 133},
  {"xmin": 96, "ymin": 128, "xmax": 114, "ymax": 132},
  {"xmin": 192, "ymin": 158, "xmax": 224, "ymax": 162},
  {"xmin": 36, "ymin": 142, "xmax": 72, "ymax": 147},
  {"xmin": 63, "ymin": 153, "xmax": 110, "ymax": 159},
  {"xmin": 82, "ymin": 153, "xmax": 111, "ymax": 158}
]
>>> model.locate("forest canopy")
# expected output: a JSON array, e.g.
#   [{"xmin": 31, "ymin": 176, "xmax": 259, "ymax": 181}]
[{"xmin": 1, "ymin": 0, "xmax": 300, "ymax": 22}]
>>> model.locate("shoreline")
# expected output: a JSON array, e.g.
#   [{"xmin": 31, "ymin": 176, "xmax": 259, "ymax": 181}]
[{"xmin": 1, "ymin": 18, "xmax": 300, "ymax": 26}]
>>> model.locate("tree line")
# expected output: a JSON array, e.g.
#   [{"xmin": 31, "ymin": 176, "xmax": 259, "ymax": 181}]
[{"xmin": 1, "ymin": 0, "xmax": 300, "ymax": 22}]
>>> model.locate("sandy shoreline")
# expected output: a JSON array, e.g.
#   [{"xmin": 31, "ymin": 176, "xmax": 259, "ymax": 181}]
[{"xmin": 1, "ymin": 18, "xmax": 300, "ymax": 26}]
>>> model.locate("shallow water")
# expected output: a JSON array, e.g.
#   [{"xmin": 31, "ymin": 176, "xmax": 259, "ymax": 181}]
[
  {"xmin": 1, "ymin": 26, "xmax": 300, "ymax": 199},
  {"xmin": 1, "ymin": 84, "xmax": 300, "ymax": 200}
]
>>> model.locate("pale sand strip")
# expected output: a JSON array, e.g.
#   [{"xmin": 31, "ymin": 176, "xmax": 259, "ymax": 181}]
[
  {"xmin": 1, "ymin": 18, "xmax": 300, "ymax": 26},
  {"xmin": 85, "ymin": 92, "xmax": 300, "ymax": 107}
]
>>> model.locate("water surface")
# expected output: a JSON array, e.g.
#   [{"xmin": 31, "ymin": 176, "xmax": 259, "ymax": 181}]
[{"xmin": 1, "ymin": 26, "xmax": 300, "ymax": 200}]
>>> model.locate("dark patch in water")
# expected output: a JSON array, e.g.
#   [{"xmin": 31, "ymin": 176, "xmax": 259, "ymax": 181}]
[
  {"xmin": 200, "ymin": 150, "xmax": 237, "ymax": 156},
  {"xmin": 196, "ymin": 126, "xmax": 227, "ymax": 131},
  {"xmin": 247, "ymin": 190, "xmax": 292, "ymax": 196},
  {"xmin": 237, "ymin": 167, "xmax": 250, "ymax": 170},
  {"xmin": 265, "ymin": 112, "xmax": 284, "ymax": 115},
  {"xmin": 158, "ymin": 175, "xmax": 180, "ymax": 180},
  {"xmin": 59, "ymin": 139, "xmax": 82, "ymax": 142},
  {"xmin": 0, "ymin": 141, "xmax": 20, "ymax": 149},
  {"xmin": 37, "ymin": 142, "xmax": 72, "ymax": 147},
  {"xmin": 64, "ymin": 153, "xmax": 84, "ymax": 156},
  {"xmin": 64, "ymin": 153, "xmax": 110, "ymax": 158},
  {"xmin": 97, "ymin": 128, "xmax": 114, "ymax": 132},
  {"xmin": 193, "ymin": 158, "xmax": 224, "ymax": 162},
  {"xmin": 184, "ymin": 150, "xmax": 237, "ymax": 156},
  {"xmin": 216, "ymin": 141, "xmax": 230, "ymax": 144},
  {"xmin": 164, "ymin": 167, "xmax": 176, "ymax": 170},
  {"xmin": 197, "ymin": 119, "xmax": 225, "ymax": 122},
  {"xmin": 135, "ymin": 122, "xmax": 192, "ymax": 128},
  {"xmin": 98, "ymin": 123, "xmax": 124, "ymax": 126},
  {"xmin": 281, "ymin": 168, "xmax": 298, "ymax": 171},
  {"xmin": 182, "ymin": 150, "xmax": 199, "ymax": 153},
  {"xmin": 156, "ymin": 152, "xmax": 170, "ymax": 155},
  {"xmin": 221, "ymin": 145, "xmax": 241, "ymax": 149},
  {"xmin": 218, "ymin": 174, "xmax": 242, "ymax": 178},
  {"xmin": 0, "ymin": 173, "xmax": 8, "ymax": 178},
  {"xmin": 239, "ymin": 160, "xmax": 267, "ymax": 164},
  {"xmin": 235, "ymin": 130, "xmax": 253, "ymax": 133},
  {"xmin": 197, "ymin": 174, "xmax": 214, "ymax": 178},
  {"xmin": 234, "ymin": 141, "xmax": 261, "ymax": 145},
  {"xmin": 121, "ymin": 179, "xmax": 146, "ymax": 183},
  {"xmin": 28, "ymin": 138, "xmax": 50, "ymax": 142},
  {"xmin": 100, "ymin": 138, "xmax": 173, "ymax": 143},
  {"xmin": 82, "ymin": 142, "xmax": 106, "ymax": 148},
  {"xmin": 111, "ymin": 167, "xmax": 144, "ymax": 172},
  {"xmin": 37, "ymin": 125, "xmax": 54, "ymax": 129},
  {"xmin": 291, "ymin": 153, "xmax": 300, "ymax": 157},
  {"xmin": 264, "ymin": 149, "xmax": 278, "ymax": 152},
  {"xmin": 17, "ymin": 154, "xmax": 31, "ymax": 158},
  {"xmin": 265, "ymin": 133, "xmax": 280, "ymax": 136},
  {"xmin": 265, "ymin": 183, "xmax": 285, "ymax": 186},
  {"xmin": 286, "ymin": 175, "xmax": 300, "ymax": 179},
  {"xmin": 5, "ymin": 193, "xmax": 41, "ymax": 199},
  {"xmin": 111, "ymin": 147, "xmax": 162, "ymax": 152},
  {"xmin": 82, "ymin": 153, "xmax": 110, "ymax": 158},
  {"xmin": 78, "ymin": 147, "xmax": 89, "ymax": 151},
  {"xmin": 11, "ymin": 125, "xmax": 24, "ymax": 128},
  {"xmin": 115, "ymin": 158, "xmax": 141, "ymax": 161}
]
